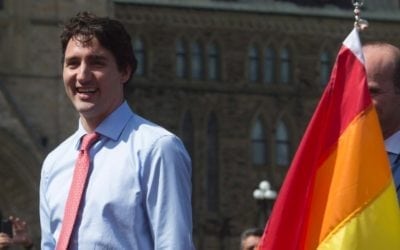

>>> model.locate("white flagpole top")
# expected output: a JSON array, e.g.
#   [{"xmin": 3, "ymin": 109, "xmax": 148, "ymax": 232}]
[{"xmin": 352, "ymin": 0, "xmax": 368, "ymax": 30}]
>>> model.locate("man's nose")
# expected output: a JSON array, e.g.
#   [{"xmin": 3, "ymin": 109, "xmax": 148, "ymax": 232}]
[{"xmin": 77, "ymin": 63, "xmax": 92, "ymax": 83}]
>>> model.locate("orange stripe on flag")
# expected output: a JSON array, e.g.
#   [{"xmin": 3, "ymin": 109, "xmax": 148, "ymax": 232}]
[{"xmin": 305, "ymin": 106, "xmax": 394, "ymax": 249}]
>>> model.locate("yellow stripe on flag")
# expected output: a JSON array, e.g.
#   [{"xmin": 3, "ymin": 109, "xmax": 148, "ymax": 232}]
[{"xmin": 318, "ymin": 183, "xmax": 400, "ymax": 250}]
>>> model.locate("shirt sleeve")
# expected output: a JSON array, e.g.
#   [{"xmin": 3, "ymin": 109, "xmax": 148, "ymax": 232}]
[
  {"xmin": 39, "ymin": 158, "xmax": 57, "ymax": 250},
  {"xmin": 142, "ymin": 135, "xmax": 195, "ymax": 250}
]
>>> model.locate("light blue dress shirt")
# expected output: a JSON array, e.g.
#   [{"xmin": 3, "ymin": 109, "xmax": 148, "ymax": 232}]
[
  {"xmin": 40, "ymin": 101, "xmax": 194, "ymax": 249},
  {"xmin": 385, "ymin": 130, "xmax": 400, "ymax": 201}
]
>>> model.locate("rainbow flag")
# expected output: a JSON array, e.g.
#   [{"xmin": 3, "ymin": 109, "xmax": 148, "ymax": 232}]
[{"xmin": 257, "ymin": 29, "xmax": 400, "ymax": 250}]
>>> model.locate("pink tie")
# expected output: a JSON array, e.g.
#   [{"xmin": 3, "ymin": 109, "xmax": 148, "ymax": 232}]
[{"xmin": 56, "ymin": 132, "xmax": 100, "ymax": 250}]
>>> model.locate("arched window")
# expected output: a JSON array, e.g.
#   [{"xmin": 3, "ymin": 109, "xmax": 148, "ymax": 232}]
[
  {"xmin": 251, "ymin": 117, "xmax": 267, "ymax": 165},
  {"xmin": 279, "ymin": 47, "xmax": 291, "ymax": 84},
  {"xmin": 320, "ymin": 50, "xmax": 332, "ymax": 85},
  {"xmin": 133, "ymin": 37, "xmax": 145, "ymax": 77},
  {"xmin": 207, "ymin": 42, "xmax": 220, "ymax": 81},
  {"xmin": 191, "ymin": 41, "xmax": 204, "ymax": 80},
  {"xmin": 248, "ymin": 45, "xmax": 260, "ymax": 83},
  {"xmin": 206, "ymin": 112, "xmax": 219, "ymax": 212},
  {"xmin": 176, "ymin": 39, "xmax": 188, "ymax": 79},
  {"xmin": 275, "ymin": 120, "xmax": 290, "ymax": 166},
  {"xmin": 264, "ymin": 47, "xmax": 276, "ymax": 84}
]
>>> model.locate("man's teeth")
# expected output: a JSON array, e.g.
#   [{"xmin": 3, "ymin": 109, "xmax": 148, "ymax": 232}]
[{"xmin": 77, "ymin": 88, "xmax": 97, "ymax": 93}]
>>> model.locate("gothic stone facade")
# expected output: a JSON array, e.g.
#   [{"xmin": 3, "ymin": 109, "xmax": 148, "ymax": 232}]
[{"xmin": 0, "ymin": 0, "xmax": 400, "ymax": 249}]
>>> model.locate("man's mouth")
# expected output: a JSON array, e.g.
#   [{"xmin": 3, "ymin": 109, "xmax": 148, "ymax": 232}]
[{"xmin": 76, "ymin": 87, "xmax": 97, "ymax": 94}]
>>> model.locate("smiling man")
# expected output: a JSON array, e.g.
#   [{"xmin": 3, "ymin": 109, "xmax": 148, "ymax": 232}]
[{"xmin": 39, "ymin": 12, "xmax": 194, "ymax": 249}]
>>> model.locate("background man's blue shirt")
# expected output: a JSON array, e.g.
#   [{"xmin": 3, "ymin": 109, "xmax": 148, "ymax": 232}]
[{"xmin": 385, "ymin": 130, "xmax": 400, "ymax": 201}]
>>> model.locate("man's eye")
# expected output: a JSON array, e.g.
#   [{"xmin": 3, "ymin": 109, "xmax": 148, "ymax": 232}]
[
  {"xmin": 65, "ymin": 61, "xmax": 79, "ymax": 68},
  {"xmin": 368, "ymin": 88, "xmax": 380, "ymax": 95},
  {"xmin": 92, "ymin": 60, "xmax": 106, "ymax": 67}
]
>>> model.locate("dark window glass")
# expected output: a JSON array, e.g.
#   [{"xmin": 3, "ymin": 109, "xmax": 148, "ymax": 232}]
[
  {"xmin": 207, "ymin": 42, "xmax": 220, "ymax": 81},
  {"xmin": 206, "ymin": 113, "xmax": 219, "ymax": 212},
  {"xmin": 133, "ymin": 38, "xmax": 145, "ymax": 76},
  {"xmin": 275, "ymin": 120, "xmax": 290, "ymax": 166},
  {"xmin": 320, "ymin": 50, "xmax": 332, "ymax": 85},
  {"xmin": 249, "ymin": 45, "xmax": 260, "ymax": 82},
  {"xmin": 280, "ymin": 47, "xmax": 291, "ymax": 84},
  {"xmin": 176, "ymin": 39, "xmax": 188, "ymax": 79},
  {"xmin": 251, "ymin": 118, "xmax": 267, "ymax": 165},
  {"xmin": 191, "ymin": 41, "xmax": 204, "ymax": 80},
  {"xmin": 264, "ymin": 47, "xmax": 275, "ymax": 84}
]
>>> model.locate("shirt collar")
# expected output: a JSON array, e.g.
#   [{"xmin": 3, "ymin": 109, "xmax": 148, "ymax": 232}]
[
  {"xmin": 74, "ymin": 101, "xmax": 133, "ymax": 149},
  {"xmin": 385, "ymin": 130, "xmax": 400, "ymax": 154}
]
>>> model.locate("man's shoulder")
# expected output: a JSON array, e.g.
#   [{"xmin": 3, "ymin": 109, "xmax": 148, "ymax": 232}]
[
  {"xmin": 130, "ymin": 114, "xmax": 174, "ymax": 138},
  {"xmin": 42, "ymin": 133, "xmax": 78, "ymax": 165},
  {"xmin": 125, "ymin": 114, "xmax": 183, "ymax": 149}
]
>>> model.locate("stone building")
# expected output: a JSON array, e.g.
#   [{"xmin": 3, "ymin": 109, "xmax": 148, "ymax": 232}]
[{"xmin": 0, "ymin": 0, "xmax": 399, "ymax": 249}]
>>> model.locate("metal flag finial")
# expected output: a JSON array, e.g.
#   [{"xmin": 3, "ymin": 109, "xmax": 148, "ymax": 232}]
[{"xmin": 352, "ymin": 0, "xmax": 368, "ymax": 30}]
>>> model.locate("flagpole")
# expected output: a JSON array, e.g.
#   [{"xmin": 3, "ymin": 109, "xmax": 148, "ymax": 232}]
[{"xmin": 352, "ymin": 0, "xmax": 368, "ymax": 30}]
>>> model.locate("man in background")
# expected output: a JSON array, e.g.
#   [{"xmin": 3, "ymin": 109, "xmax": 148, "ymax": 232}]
[
  {"xmin": 363, "ymin": 42, "xmax": 400, "ymax": 200},
  {"xmin": 240, "ymin": 227, "xmax": 263, "ymax": 250}
]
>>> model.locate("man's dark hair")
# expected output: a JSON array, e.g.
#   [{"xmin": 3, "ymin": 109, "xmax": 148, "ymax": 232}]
[{"xmin": 60, "ymin": 12, "xmax": 137, "ymax": 84}]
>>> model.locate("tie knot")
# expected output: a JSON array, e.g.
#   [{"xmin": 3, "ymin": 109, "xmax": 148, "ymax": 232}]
[{"xmin": 80, "ymin": 132, "xmax": 100, "ymax": 151}]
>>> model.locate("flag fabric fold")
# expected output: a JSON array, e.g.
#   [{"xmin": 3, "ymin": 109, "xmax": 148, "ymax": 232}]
[{"xmin": 257, "ymin": 28, "xmax": 400, "ymax": 250}]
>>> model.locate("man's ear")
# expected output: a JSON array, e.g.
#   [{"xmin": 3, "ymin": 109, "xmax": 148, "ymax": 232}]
[{"xmin": 121, "ymin": 65, "xmax": 133, "ymax": 84}]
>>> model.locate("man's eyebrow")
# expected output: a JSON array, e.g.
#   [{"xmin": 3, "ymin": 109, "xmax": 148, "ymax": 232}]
[
  {"xmin": 88, "ymin": 54, "xmax": 107, "ymax": 61},
  {"xmin": 371, "ymin": 73, "xmax": 385, "ymax": 81},
  {"xmin": 64, "ymin": 54, "xmax": 108, "ymax": 62},
  {"xmin": 64, "ymin": 56, "xmax": 79, "ymax": 64}
]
